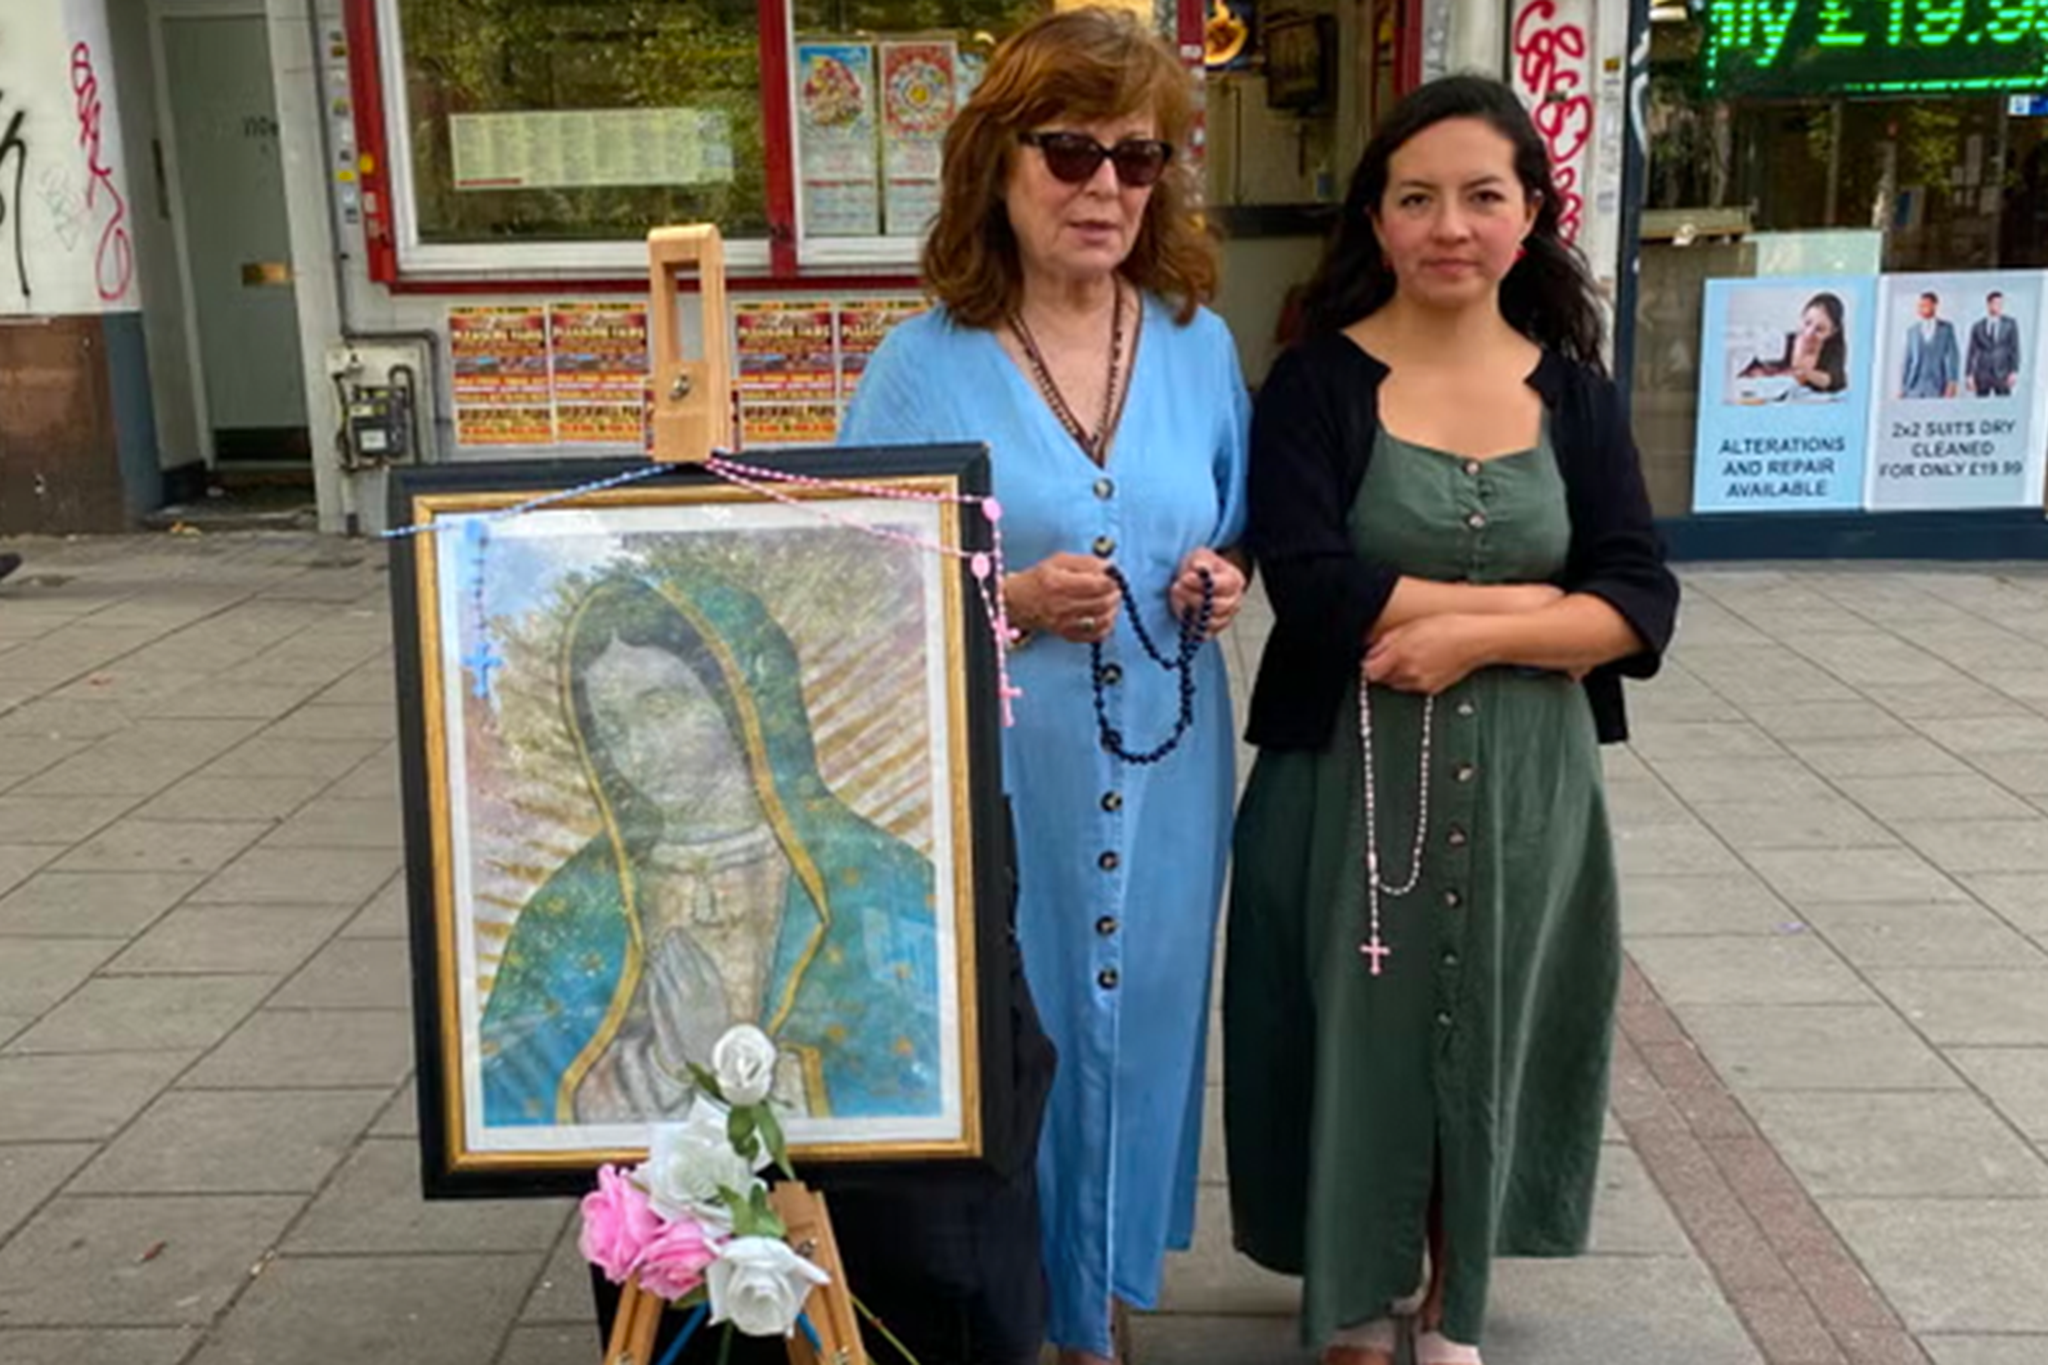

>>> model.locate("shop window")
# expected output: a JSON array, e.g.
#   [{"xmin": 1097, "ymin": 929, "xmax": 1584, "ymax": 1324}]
[
  {"xmin": 785, "ymin": 0, "xmax": 1059, "ymax": 265},
  {"xmin": 376, "ymin": 0, "xmax": 1183, "ymax": 273},
  {"xmin": 1630, "ymin": 0, "xmax": 2048, "ymax": 517},
  {"xmin": 398, "ymin": 0, "xmax": 772, "ymax": 246}
]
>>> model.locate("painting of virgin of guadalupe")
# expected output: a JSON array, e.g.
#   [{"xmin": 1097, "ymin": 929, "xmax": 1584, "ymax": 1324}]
[{"xmin": 389, "ymin": 451, "xmax": 1013, "ymax": 1197}]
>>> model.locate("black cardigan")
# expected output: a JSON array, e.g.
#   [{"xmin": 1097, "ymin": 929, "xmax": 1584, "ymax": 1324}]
[{"xmin": 1244, "ymin": 334, "xmax": 1679, "ymax": 750}]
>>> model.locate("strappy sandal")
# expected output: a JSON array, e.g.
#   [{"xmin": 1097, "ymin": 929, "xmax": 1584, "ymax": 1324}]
[
  {"xmin": 1413, "ymin": 1328, "xmax": 1483, "ymax": 1364},
  {"xmin": 1320, "ymin": 1316, "xmax": 1399, "ymax": 1365}
]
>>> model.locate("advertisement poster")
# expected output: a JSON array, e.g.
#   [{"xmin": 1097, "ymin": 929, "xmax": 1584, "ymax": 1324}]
[
  {"xmin": 837, "ymin": 297, "xmax": 927, "ymax": 401},
  {"xmin": 880, "ymin": 41, "xmax": 956, "ymax": 236},
  {"xmin": 549, "ymin": 302, "xmax": 650, "ymax": 446},
  {"xmin": 736, "ymin": 300, "xmax": 838, "ymax": 446},
  {"xmin": 451, "ymin": 306, "xmax": 553, "ymax": 446},
  {"xmin": 1691, "ymin": 277, "xmax": 1876, "ymax": 513},
  {"xmin": 796, "ymin": 42, "xmax": 882, "ymax": 237},
  {"xmin": 1866, "ymin": 272, "xmax": 2048, "ymax": 511}
]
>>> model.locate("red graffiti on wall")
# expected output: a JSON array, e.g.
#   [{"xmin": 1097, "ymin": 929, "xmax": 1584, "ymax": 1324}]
[
  {"xmin": 70, "ymin": 41, "xmax": 132, "ymax": 304},
  {"xmin": 1510, "ymin": 0, "xmax": 1591, "ymax": 245}
]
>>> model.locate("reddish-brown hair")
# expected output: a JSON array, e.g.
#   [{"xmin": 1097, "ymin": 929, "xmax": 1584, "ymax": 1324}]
[{"xmin": 921, "ymin": 6, "xmax": 1219, "ymax": 328}]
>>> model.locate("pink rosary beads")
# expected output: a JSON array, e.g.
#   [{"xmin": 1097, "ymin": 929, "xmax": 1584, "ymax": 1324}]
[{"xmin": 704, "ymin": 454, "xmax": 1023, "ymax": 726}]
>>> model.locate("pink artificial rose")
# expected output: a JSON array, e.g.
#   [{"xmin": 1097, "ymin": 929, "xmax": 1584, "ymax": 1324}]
[
  {"xmin": 635, "ymin": 1213, "xmax": 719, "ymax": 1301},
  {"xmin": 580, "ymin": 1165, "xmax": 659, "ymax": 1284}
]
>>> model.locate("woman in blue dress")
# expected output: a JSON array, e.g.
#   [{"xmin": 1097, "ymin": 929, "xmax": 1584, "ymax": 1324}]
[{"xmin": 840, "ymin": 9, "xmax": 1251, "ymax": 1361}]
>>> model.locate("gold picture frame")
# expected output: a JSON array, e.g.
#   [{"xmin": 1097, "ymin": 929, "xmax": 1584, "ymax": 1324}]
[{"xmin": 387, "ymin": 449, "xmax": 1018, "ymax": 1197}]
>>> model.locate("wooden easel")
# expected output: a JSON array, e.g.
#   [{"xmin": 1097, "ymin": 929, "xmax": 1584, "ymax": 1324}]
[
  {"xmin": 597, "ymin": 226, "xmax": 869, "ymax": 1365},
  {"xmin": 598, "ymin": 1183, "xmax": 866, "ymax": 1365},
  {"xmin": 770, "ymin": 1181, "xmax": 867, "ymax": 1365},
  {"xmin": 647, "ymin": 225, "xmax": 736, "ymax": 465}
]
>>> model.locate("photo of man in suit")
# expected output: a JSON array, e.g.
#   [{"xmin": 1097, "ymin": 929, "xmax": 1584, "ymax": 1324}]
[
  {"xmin": 1901, "ymin": 291, "xmax": 1961, "ymax": 399},
  {"xmin": 1966, "ymin": 291, "xmax": 2021, "ymax": 398}
]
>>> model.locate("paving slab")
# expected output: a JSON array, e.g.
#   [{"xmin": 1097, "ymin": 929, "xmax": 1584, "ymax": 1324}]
[
  {"xmin": 1823, "ymin": 1198, "xmax": 2048, "ymax": 1334},
  {"xmin": 1739, "ymin": 702, "xmax": 1915, "ymax": 742},
  {"xmin": 180, "ymin": 1008, "xmax": 416, "ymax": 1090},
  {"xmin": 270, "ymin": 938, "xmax": 413, "ymax": 1011},
  {"xmin": 1690, "ymin": 800, "xmax": 1897, "ymax": 851},
  {"xmin": 285, "ymin": 1139, "xmax": 570, "ymax": 1254},
  {"xmin": 1613, "ymin": 822, "xmax": 1751, "ymax": 877},
  {"xmin": 0, "ymin": 937, "xmax": 122, "ymax": 1014},
  {"xmin": 0, "ymin": 869, "xmax": 204, "ymax": 938},
  {"xmin": 70, "ymin": 1087, "xmax": 389, "ymax": 1194},
  {"xmin": 0, "ymin": 1143, "xmax": 96, "ymax": 1240},
  {"xmin": 1747, "ymin": 1090, "xmax": 2048, "ymax": 1198},
  {"xmin": 1865, "ymin": 969, "xmax": 2048, "ymax": 1045},
  {"xmin": 1923, "ymin": 1338, "xmax": 2048, "ymax": 1365},
  {"xmin": 1796, "ymin": 901, "xmax": 2048, "ymax": 970},
  {"xmin": 1679, "ymin": 1004, "xmax": 1964, "ymax": 1092},
  {"xmin": 106, "ymin": 902, "xmax": 354, "ymax": 975},
  {"xmin": 51, "ymin": 818, "xmax": 270, "ymax": 875},
  {"xmin": 0, "ymin": 794, "xmax": 144, "ymax": 844},
  {"xmin": 341, "ymin": 875, "xmax": 409, "ymax": 939},
  {"xmin": 1836, "ymin": 774, "xmax": 2039, "ymax": 823},
  {"xmin": 500, "ymin": 1324, "xmax": 605, "ymax": 1365},
  {"xmin": 1617, "ymin": 874, "xmax": 1805, "ymax": 937},
  {"xmin": 181, "ymin": 1252, "xmax": 540, "ymax": 1365},
  {"xmin": 1954, "ymin": 874, "xmax": 2048, "ymax": 940},
  {"xmin": 0, "ymin": 844, "xmax": 58, "ymax": 897},
  {"xmin": 1893, "ymin": 819, "xmax": 2048, "ymax": 874},
  {"xmin": 1480, "ymin": 1255, "xmax": 1766, "ymax": 1365},
  {"xmin": 1782, "ymin": 737, "xmax": 1977, "ymax": 780},
  {"xmin": 260, "ymin": 704, "xmax": 396, "ymax": 742},
  {"xmin": 0, "ymin": 1051, "xmax": 195, "ymax": 1140},
  {"xmin": 191, "ymin": 847, "xmax": 402, "ymax": 906},
  {"xmin": 1962, "ymin": 749, "xmax": 2048, "ymax": 795},
  {"xmin": 1627, "ymin": 934, "xmax": 1875, "ymax": 1007},
  {"xmin": 0, "ymin": 1193, "xmax": 301, "ymax": 1326},
  {"xmin": 128, "ymin": 775, "xmax": 331, "ymax": 824},
  {"xmin": 258, "ymin": 797, "xmax": 403, "ymax": 851},
  {"xmin": 1944, "ymin": 1049, "xmax": 2048, "ymax": 1141},
  {"xmin": 6, "ymin": 975, "xmax": 273, "ymax": 1055},
  {"xmin": 1743, "ymin": 848, "xmax": 1970, "ymax": 907},
  {"xmin": 519, "ymin": 1226, "xmax": 594, "ymax": 1326},
  {"xmin": 0, "ymin": 1328, "xmax": 202, "ymax": 1365}
]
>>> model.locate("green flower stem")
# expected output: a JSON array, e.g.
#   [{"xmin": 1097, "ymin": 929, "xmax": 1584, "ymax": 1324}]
[{"xmin": 851, "ymin": 1293, "xmax": 923, "ymax": 1365}]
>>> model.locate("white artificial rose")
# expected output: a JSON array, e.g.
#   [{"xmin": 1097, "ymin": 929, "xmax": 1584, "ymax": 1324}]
[
  {"xmin": 712, "ymin": 1025, "xmax": 779, "ymax": 1108},
  {"xmin": 634, "ymin": 1098, "xmax": 761, "ymax": 1234},
  {"xmin": 707, "ymin": 1235, "xmax": 831, "ymax": 1338}
]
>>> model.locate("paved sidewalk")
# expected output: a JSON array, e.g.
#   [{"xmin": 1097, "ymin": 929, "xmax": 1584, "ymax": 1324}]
[{"xmin": 0, "ymin": 533, "xmax": 2041, "ymax": 1365}]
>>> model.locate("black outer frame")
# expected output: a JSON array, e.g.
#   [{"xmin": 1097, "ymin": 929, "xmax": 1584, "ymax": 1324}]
[{"xmin": 386, "ymin": 445, "xmax": 1018, "ymax": 1200}]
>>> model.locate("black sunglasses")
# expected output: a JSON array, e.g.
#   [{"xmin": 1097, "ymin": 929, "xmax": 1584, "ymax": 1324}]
[{"xmin": 1018, "ymin": 131, "xmax": 1174, "ymax": 188}]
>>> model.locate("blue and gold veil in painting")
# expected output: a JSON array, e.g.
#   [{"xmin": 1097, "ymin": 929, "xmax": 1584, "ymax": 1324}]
[{"xmin": 477, "ymin": 564, "xmax": 940, "ymax": 1128}]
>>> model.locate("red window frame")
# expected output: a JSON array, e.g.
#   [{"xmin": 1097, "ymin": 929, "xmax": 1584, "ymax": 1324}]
[{"xmin": 343, "ymin": 0, "xmax": 1207, "ymax": 294}]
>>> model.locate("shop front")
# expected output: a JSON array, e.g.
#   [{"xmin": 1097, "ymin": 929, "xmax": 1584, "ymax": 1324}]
[
  {"xmin": 1631, "ymin": 0, "xmax": 2048, "ymax": 555},
  {"xmin": 315, "ymin": 0, "xmax": 1420, "ymax": 531}
]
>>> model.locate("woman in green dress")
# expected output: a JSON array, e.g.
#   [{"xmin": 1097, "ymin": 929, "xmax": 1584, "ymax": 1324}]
[{"xmin": 1224, "ymin": 76, "xmax": 1679, "ymax": 1365}]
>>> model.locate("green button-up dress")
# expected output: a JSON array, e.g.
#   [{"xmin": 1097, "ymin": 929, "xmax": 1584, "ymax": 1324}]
[{"xmin": 1224, "ymin": 426, "xmax": 1621, "ymax": 1349}]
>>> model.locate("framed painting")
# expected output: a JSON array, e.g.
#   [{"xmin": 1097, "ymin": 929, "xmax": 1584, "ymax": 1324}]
[{"xmin": 387, "ymin": 446, "xmax": 1015, "ymax": 1198}]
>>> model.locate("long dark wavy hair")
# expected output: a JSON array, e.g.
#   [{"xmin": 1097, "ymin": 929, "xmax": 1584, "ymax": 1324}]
[
  {"xmin": 1301, "ymin": 74, "xmax": 1606, "ymax": 370},
  {"xmin": 1802, "ymin": 291, "xmax": 1848, "ymax": 392}
]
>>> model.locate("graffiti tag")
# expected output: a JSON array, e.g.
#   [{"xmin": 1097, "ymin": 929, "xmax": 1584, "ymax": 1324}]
[
  {"xmin": 70, "ymin": 40, "xmax": 130, "ymax": 303},
  {"xmin": 1510, "ymin": 0, "xmax": 1592, "ymax": 245}
]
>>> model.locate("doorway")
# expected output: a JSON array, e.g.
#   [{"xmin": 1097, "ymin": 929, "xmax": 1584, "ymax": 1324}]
[{"xmin": 161, "ymin": 12, "xmax": 309, "ymax": 468}]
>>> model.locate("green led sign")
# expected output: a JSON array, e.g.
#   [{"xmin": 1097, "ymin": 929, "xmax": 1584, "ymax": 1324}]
[{"xmin": 1706, "ymin": 0, "xmax": 2048, "ymax": 95}]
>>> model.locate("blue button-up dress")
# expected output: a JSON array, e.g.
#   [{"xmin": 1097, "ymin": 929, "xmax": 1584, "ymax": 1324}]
[{"xmin": 841, "ymin": 298, "xmax": 1249, "ymax": 1355}]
